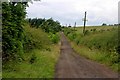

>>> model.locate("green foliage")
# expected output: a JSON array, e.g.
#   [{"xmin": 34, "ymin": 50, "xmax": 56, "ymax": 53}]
[
  {"xmin": 68, "ymin": 32, "xmax": 77, "ymax": 41},
  {"xmin": 28, "ymin": 18, "xmax": 61, "ymax": 33},
  {"xmin": 2, "ymin": 2, "xmax": 61, "ymax": 62},
  {"xmin": 48, "ymin": 33, "xmax": 60, "ymax": 44},
  {"xmin": 2, "ymin": 2, "xmax": 28, "ymax": 61},
  {"xmin": 3, "ymin": 23, "xmax": 60, "ymax": 78},
  {"xmin": 3, "ymin": 45, "xmax": 60, "ymax": 78},
  {"xmin": 23, "ymin": 24, "xmax": 51, "ymax": 51},
  {"xmin": 79, "ymin": 30, "xmax": 118, "ymax": 52},
  {"xmin": 28, "ymin": 18, "xmax": 45, "ymax": 28},
  {"xmin": 2, "ymin": 1, "xmax": 61, "ymax": 78},
  {"xmin": 84, "ymin": 30, "xmax": 89, "ymax": 35},
  {"xmin": 102, "ymin": 23, "xmax": 107, "ymax": 26},
  {"xmin": 63, "ymin": 27, "xmax": 73, "ymax": 36}
]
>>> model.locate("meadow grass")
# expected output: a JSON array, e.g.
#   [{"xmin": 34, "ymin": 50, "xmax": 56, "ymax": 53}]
[{"xmin": 74, "ymin": 26, "xmax": 118, "ymax": 34}]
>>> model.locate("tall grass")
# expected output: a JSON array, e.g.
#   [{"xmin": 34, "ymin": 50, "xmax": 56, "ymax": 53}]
[
  {"xmin": 3, "ymin": 44, "xmax": 60, "ymax": 78},
  {"xmin": 23, "ymin": 24, "xmax": 51, "ymax": 51},
  {"xmin": 77, "ymin": 30, "xmax": 118, "ymax": 52}
]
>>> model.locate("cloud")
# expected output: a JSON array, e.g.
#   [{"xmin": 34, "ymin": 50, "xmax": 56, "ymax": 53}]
[
  {"xmin": 119, "ymin": 1, "xmax": 120, "ymax": 24},
  {"xmin": 26, "ymin": 0, "xmax": 119, "ymax": 26}
]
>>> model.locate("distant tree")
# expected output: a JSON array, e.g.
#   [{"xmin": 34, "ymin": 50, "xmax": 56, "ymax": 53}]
[
  {"xmin": 28, "ymin": 18, "xmax": 61, "ymax": 33},
  {"xmin": 68, "ymin": 24, "xmax": 71, "ymax": 27},
  {"xmin": 62, "ymin": 26, "xmax": 65, "ymax": 28},
  {"xmin": 109, "ymin": 24, "xmax": 113, "ymax": 26},
  {"xmin": 102, "ymin": 23, "xmax": 107, "ymax": 26},
  {"xmin": 114, "ymin": 24, "xmax": 118, "ymax": 26}
]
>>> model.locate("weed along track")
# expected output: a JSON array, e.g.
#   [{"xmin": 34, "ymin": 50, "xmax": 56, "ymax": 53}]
[{"xmin": 55, "ymin": 32, "xmax": 118, "ymax": 78}]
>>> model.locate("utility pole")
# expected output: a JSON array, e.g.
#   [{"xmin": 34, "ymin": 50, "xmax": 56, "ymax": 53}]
[
  {"xmin": 74, "ymin": 22, "xmax": 76, "ymax": 31},
  {"xmin": 66, "ymin": 24, "xmax": 67, "ymax": 27},
  {"xmin": 69, "ymin": 24, "xmax": 70, "ymax": 26},
  {"xmin": 82, "ymin": 11, "xmax": 87, "ymax": 35}
]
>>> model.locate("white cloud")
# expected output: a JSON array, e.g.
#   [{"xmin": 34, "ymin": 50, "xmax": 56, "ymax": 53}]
[{"xmin": 26, "ymin": 0, "xmax": 119, "ymax": 26}]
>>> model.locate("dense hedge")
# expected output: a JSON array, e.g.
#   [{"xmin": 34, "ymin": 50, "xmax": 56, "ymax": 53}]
[{"xmin": 2, "ymin": 2, "xmax": 28, "ymax": 61}]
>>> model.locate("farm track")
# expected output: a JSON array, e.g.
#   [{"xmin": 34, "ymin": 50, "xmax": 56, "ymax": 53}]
[{"xmin": 55, "ymin": 32, "xmax": 118, "ymax": 79}]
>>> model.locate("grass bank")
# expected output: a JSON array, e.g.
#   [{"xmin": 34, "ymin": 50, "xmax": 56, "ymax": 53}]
[{"xmin": 3, "ymin": 44, "xmax": 60, "ymax": 78}]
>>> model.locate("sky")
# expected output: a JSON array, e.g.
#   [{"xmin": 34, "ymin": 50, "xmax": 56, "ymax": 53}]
[
  {"xmin": 26, "ymin": 0, "xmax": 119, "ymax": 26},
  {"xmin": 118, "ymin": 1, "xmax": 120, "ymax": 24}
]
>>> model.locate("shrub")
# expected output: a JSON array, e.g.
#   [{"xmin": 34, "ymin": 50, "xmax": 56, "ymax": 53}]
[
  {"xmin": 84, "ymin": 30, "xmax": 89, "ymax": 35},
  {"xmin": 92, "ymin": 28, "xmax": 96, "ymax": 32},
  {"xmin": 68, "ymin": 33, "xmax": 77, "ymax": 41},
  {"xmin": 24, "ymin": 24, "xmax": 51, "ymax": 50},
  {"xmin": 48, "ymin": 33, "xmax": 60, "ymax": 44},
  {"xmin": 2, "ymin": 2, "xmax": 28, "ymax": 61}
]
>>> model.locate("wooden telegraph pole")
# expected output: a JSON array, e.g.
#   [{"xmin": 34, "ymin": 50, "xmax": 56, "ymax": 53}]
[
  {"xmin": 66, "ymin": 24, "xmax": 67, "ymax": 27},
  {"xmin": 74, "ymin": 22, "xmax": 76, "ymax": 31},
  {"xmin": 82, "ymin": 11, "xmax": 87, "ymax": 35}
]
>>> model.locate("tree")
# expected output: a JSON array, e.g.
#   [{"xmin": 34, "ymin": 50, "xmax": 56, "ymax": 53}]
[
  {"xmin": 2, "ymin": 2, "xmax": 28, "ymax": 61},
  {"xmin": 28, "ymin": 18, "xmax": 61, "ymax": 33},
  {"xmin": 102, "ymin": 23, "xmax": 107, "ymax": 26}
]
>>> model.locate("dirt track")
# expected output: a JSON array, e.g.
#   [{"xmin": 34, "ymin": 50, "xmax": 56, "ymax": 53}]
[{"xmin": 55, "ymin": 32, "xmax": 118, "ymax": 78}]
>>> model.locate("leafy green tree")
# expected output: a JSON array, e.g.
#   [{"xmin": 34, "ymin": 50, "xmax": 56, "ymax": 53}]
[
  {"xmin": 102, "ymin": 23, "xmax": 107, "ymax": 26},
  {"xmin": 2, "ymin": 2, "xmax": 28, "ymax": 61},
  {"xmin": 28, "ymin": 18, "xmax": 61, "ymax": 33}
]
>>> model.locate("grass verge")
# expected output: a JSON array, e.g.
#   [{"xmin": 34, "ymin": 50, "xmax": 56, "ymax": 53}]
[{"xmin": 3, "ymin": 43, "xmax": 60, "ymax": 78}]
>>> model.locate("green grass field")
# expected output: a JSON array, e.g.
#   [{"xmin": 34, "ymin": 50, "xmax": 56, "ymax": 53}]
[
  {"xmin": 64, "ymin": 26, "xmax": 119, "ymax": 71},
  {"xmin": 74, "ymin": 26, "xmax": 117, "ymax": 34}
]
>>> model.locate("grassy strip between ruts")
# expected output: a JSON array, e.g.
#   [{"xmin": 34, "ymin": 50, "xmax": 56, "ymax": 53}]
[
  {"xmin": 70, "ymin": 41, "xmax": 119, "ymax": 72},
  {"xmin": 3, "ymin": 43, "xmax": 60, "ymax": 78}
]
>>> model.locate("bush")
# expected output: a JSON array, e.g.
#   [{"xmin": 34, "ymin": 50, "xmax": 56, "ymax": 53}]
[
  {"xmin": 24, "ymin": 24, "xmax": 51, "ymax": 51},
  {"xmin": 84, "ymin": 30, "xmax": 89, "ymax": 35},
  {"xmin": 48, "ymin": 33, "xmax": 60, "ymax": 44},
  {"xmin": 63, "ymin": 28, "xmax": 72, "ymax": 36},
  {"xmin": 75, "ymin": 38, "xmax": 80, "ymax": 45},
  {"xmin": 2, "ymin": 2, "xmax": 28, "ymax": 61},
  {"xmin": 68, "ymin": 33, "xmax": 77, "ymax": 41}
]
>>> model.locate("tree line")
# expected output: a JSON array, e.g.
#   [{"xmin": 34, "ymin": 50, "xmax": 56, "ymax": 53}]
[{"xmin": 28, "ymin": 18, "xmax": 61, "ymax": 33}]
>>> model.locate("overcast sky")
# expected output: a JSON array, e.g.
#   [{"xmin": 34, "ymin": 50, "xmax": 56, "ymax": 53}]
[{"xmin": 26, "ymin": 0, "xmax": 119, "ymax": 26}]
